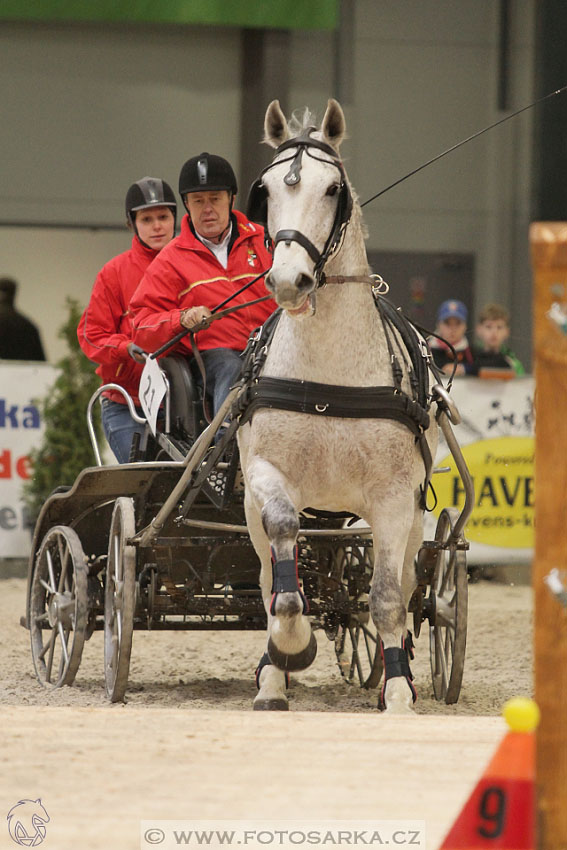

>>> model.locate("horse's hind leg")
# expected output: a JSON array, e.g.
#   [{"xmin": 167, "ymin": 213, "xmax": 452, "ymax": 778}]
[{"xmin": 245, "ymin": 457, "xmax": 317, "ymax": 684}]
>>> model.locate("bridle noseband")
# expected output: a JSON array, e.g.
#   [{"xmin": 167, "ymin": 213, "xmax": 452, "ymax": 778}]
[{"xmin": 247, "ymin": 129, "xmax": 353, "ymax": 284}]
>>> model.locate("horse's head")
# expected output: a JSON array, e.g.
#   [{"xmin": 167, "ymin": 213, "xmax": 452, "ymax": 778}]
[{"xmin": 250, "ymin": 99, "xmax": 352, "ymax": 317}]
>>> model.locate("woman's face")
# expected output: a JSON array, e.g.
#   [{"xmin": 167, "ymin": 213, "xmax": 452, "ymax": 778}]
[{"xmin": 134, "ymin": 206, "xmax": 175, "ymax": 250}]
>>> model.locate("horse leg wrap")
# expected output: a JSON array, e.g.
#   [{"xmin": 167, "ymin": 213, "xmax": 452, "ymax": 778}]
[
  {"xmin": 269, "ymin": 546, "xmax": 309, "ymax": 615},
  {"xmin": 255, "ymin": 652, "xmax": 289, "ymax": 690},
  {"xmin": 378, "ymin": 635, "xmax": 417, "ymax": 711}
]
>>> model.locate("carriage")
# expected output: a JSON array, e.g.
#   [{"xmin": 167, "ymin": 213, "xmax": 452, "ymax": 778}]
[{"xmin": 22, "ymin": 98, "xmax": 474, "ymax": 711}]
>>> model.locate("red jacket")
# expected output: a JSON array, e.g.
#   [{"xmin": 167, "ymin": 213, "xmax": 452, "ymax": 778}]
[
  {"xmin": 78, "ymin": 236, "xmax": 159, "ymax": 405},
  {"xmin": 130, "ymin": 211, "xmax": 274, "ymax": 357}
]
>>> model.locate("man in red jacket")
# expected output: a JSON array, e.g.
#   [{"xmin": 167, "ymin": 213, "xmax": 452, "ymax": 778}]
[
  {"xmin": 78, "ymin": 177, "xmax": 176, "ymax": 462},
  {"xmin": 129, "ymin": 153, "xmax": 274, "ymax": 424}
]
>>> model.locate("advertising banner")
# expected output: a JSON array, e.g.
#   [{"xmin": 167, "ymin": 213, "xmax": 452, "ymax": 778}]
[
  {"xmin": 424, "ymin": 376, "xmax": 534, "ymax": 564},
  {"xmin": 0, "ymin": 363, "xmax": 57, "ymax": 558}
]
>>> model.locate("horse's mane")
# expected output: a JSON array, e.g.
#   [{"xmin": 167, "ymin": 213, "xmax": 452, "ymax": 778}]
[{"xmin": 287, "ymin": 107, "xmax": 317, "ymax": 137}]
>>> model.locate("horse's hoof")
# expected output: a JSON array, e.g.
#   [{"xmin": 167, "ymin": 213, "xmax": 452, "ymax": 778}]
[
  {"xmin": 267, "ymin": 630, "xmax": 317, "ymax": 672},
  {"xmin": 253, "ymin": 698, "xmax": 289, "ymax": 711}
]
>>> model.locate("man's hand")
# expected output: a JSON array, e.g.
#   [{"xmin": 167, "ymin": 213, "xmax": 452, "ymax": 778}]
[
  {"xmin": 127, "ymin": 342, "xmax": 147, "ymax": 363},
  {"xmin": 180, "ymin": 306, "xmax": 213, "ymax": 331}
]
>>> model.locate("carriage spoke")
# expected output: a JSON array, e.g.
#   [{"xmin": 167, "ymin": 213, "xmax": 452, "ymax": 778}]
[
  {"xmin": 57, "ymin": 622, "xmax": 70, "ymax": 664},
  {"xmin": 38, "ymin": 629, "xmax": 54, "ymax": 661},
  {"xmin": 39, "ymin": 577, "xmax": 54, "ymax": 595},
  {"xmin": 45, "ymin": 626, "xmax": 57, "ymax": 682},
  {"xmin": 45, "ymin": 550, "xmax": 57, "ymax": 595}
]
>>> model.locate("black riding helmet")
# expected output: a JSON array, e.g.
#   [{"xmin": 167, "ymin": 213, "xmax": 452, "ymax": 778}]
[
  {"xmin": 178, "ymin": 153, "xmax": 238, "ymax": 212},
  {"xmin": 125, "ymin": 177, "xmax": 177, "ymax": 230}
]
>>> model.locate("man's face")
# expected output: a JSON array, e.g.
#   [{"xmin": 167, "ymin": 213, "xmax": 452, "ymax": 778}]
[
  {"xmin": 438, "ymin": 317, "xmax": 467, "ymax": 346},
  {"xmin": 476, "ymin": 318, "xmax": 509, "ymax": 352},
  {"xmin": 185, "ymin": 190, "xmax": 231, "ymax": 240},
  {"xmin": 134, "ymin": 206, "xmax": 175, "ymax": 250}
]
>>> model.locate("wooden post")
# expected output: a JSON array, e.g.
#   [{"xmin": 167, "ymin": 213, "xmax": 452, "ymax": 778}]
[{"xmin": 530, "ymin": 222, "xmax": 567, "ymax": 850}]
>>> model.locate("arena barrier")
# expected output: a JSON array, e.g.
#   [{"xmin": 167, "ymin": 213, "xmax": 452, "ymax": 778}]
[{"xmin": 0, "ymin": 362, "xmax": 534, "ymax": 563}]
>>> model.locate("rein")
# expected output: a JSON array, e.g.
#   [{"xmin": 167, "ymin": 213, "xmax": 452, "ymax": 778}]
[{"xmin": 148, "ymin": 270, "xmax": 270, "ymax": 359}]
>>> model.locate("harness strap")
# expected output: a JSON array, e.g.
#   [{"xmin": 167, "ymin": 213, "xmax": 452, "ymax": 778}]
[
  {"xmin": 274, "ymin": 229, "xmax": 321, "ymax": 265},
  {"xmin": 417, "ymin": 432, "xmax": 434, "ymax": 511},
  {"xmin": 322, "ymin": 274, "xmax": 377, "ymax": 285},
  {"xmin": 238, "ymin": 377, "xmax": 430, "ymax": 434}
]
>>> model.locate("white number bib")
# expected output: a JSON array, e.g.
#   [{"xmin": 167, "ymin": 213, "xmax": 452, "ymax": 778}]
[{"xmin": 139, "ymin": 357, "xmax": 167, "ymax": 436}]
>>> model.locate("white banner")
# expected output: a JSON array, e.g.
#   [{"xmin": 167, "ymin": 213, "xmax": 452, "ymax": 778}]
[
  {"xmin": 0, "ymin": 362, "xmax": 58, "ymax": 558},
  {"xmin": 425, "ymin": 375, "xmax": 534, "ymax": 564},
  {"xmin": 0, "ymin": 366, "xmax": 534, "ymax": 565}
]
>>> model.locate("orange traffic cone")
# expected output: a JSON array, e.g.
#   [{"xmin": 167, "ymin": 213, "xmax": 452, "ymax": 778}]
[{"xmin": 439, "ymin": 697, "xmax": 539, "ymax": 850}]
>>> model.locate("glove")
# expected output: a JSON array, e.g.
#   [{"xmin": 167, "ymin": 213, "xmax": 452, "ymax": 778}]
[
  {"xmin": 127, "ymin": 343, "xmax": 147, "ymax": 363},
  {"xmin": 180, "ymin": 306, "xmax": 213, "ymax": 331}
]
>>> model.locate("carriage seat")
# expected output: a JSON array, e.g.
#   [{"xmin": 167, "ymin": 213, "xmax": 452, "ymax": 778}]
[{"xmin": 159, "ymin": 354, "xmax": 206, "ymax": 443}]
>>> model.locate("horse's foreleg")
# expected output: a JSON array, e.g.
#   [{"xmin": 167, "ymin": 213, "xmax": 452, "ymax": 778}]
[
  {"xmin": 244, "ymin": 489, "xmax": 289, "ymax": 710},
  {"xmin": 369, "ymin": 498, "xmax": 417, "ymax": 714},
  {"xmin": 246, "ymin": 457, "xmax": 317, "ymax": 675}
]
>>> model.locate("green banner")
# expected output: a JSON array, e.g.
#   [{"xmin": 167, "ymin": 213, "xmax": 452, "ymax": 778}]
[{"xmin": 0, "ymin": 0, "xmax": 338, "ymax": 30}]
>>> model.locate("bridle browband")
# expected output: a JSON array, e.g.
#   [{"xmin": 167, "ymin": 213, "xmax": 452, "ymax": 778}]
[{"xmin": 247, "ymin": 128, "xmax": 353, "ymax": 284}]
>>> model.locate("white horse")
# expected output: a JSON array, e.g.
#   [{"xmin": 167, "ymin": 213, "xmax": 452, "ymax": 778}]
[{"xmin": 238, "ymin": 98, "xmax": 438, "ymax": 713}]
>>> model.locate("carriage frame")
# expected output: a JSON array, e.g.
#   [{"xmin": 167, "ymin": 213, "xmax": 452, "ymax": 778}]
[{"xmin": 22, "ymin": 350, "xmax": 474, "ymax": 706}]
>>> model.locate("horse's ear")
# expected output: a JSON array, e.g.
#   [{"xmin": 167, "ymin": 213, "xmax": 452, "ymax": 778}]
[
  {"xmin": 321, "ymin": 98, "xmax": 346, "ymax": 150},
  {"xmin": 264, "ymin": 100, "xmax": 290, "ymax": 149}
]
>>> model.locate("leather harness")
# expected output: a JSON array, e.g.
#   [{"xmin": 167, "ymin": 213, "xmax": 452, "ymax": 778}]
[{"xmin": 234, "ymin": 291, "xmax": 437, "ymax": 511}]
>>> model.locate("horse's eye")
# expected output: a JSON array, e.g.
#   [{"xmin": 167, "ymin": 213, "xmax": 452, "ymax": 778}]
[{"xmin": 326, "ymin": 184, "xmax": 339, "ymax": 197}]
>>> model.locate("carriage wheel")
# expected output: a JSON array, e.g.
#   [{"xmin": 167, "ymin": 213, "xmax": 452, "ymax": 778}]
[
  {"xmin": 428, "ymin": 508, "xmax": 468, "ymax": 704},
  {"xmin": 29, "ymin": 525, "xmax": 88, "ymax": 688},
  {"xmin": 335, "ymin": 615, "xmax": 383, "ymax": 688},
  {"xmin": 104, "ymin": 497, "xmax": 136, "ymax": 702},
  {"xmin": 334, "ymin": 547, "xmax": 383, "ymax": 689}
]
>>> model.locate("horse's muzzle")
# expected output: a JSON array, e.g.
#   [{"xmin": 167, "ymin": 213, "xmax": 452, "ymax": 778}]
[{"xmin": 265, "ymin": 270, "xmax": 316, "ymax": 311}]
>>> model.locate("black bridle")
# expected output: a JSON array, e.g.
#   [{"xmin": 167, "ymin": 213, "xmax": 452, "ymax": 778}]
[{"xmin": 246, "ymin": 128, "xmax": 353, "ymax": 283}]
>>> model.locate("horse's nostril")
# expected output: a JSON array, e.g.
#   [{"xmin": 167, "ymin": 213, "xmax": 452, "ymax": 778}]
[
  {"xmin": 296, "ymin": 273, "xmax": 315, "ymax": 293},
  {"xmin": 264, "ymin": 273, "xmax": 275, "ymax": 293}
]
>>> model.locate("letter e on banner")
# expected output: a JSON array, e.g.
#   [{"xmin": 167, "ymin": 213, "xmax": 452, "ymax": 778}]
[{"xmin": 139, "ymin": 358, "xmax": 167, "ymax": 436}]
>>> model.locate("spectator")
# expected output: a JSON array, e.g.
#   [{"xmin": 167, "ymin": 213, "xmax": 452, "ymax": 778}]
[
  {"xmin": 78, "ymin": 177, "xmax": 177, "ymax": 463},
  {"xmin": 472, "ymin": 303, "xmax": 524, "ymax": 376},
  {"xmin": 130, "ymin": 152, "xmax": 274, "ymax": 422},
  {"xmin": 0, "ymin": 277, "xmax": 46, "ymax": 361},
  {"xmin": 429, "ymin": 299, "xmax": 475, "ymax": 377}
]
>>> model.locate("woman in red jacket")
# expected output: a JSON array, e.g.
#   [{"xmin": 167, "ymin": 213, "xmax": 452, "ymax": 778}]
[
  {"xmin": 129, "ymin": 153, "xmax": 274, "ymax": 423},
  {"xmin": 78, "ymin": 177, "xmax": 176, "ymax": 462}
]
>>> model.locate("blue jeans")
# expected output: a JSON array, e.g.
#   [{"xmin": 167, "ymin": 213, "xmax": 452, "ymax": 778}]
[
  {"xmin": 193, "ymin": 348, "xmax": 243, "ymax": 420},
  {"xmin": 101, "ymin": 397, "xmax": 146, "ymax": 464}
]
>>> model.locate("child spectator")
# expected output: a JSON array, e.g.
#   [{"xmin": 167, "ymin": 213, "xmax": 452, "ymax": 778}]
[
  {"xmin": 472, "ymin": 303, "xmax": 524, "ymax": 376},
  {"xmin": 429, "ymin": 299, "xmax": 475, "ymax": 376}
]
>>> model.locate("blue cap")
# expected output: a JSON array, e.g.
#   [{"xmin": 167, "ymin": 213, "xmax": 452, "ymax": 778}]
[{"xmin": 437, "ymin": 299, "xmax": 468, "ymax": 323}]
